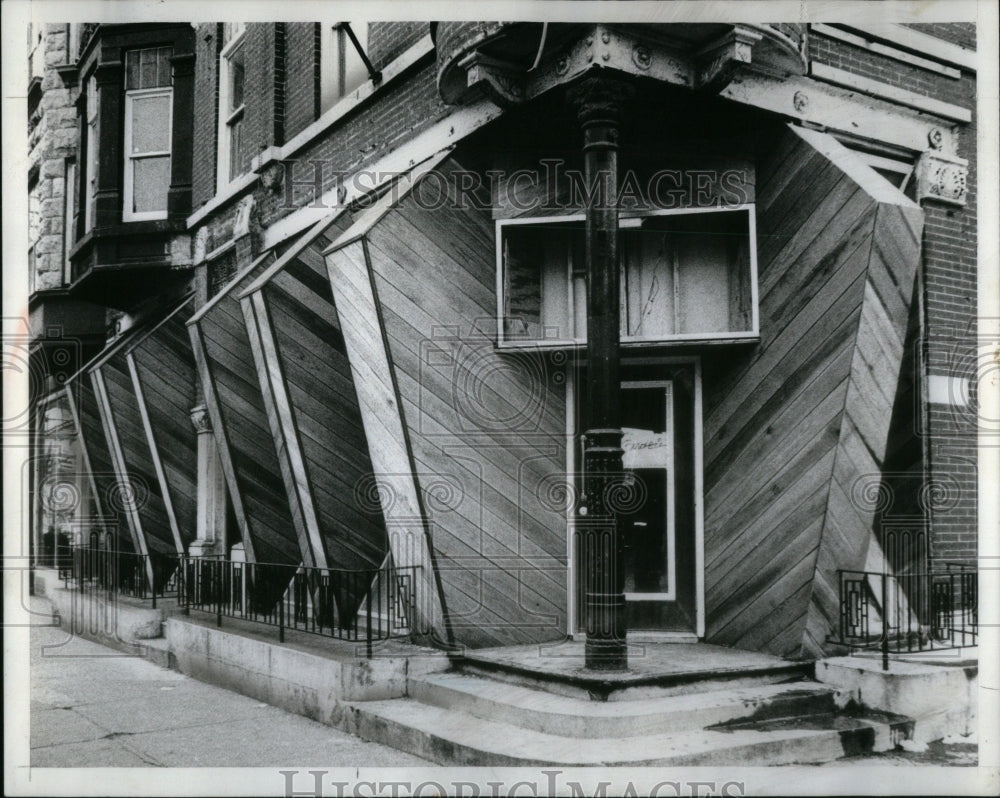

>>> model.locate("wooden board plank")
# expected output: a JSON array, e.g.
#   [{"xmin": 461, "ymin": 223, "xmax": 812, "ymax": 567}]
[
  {"xmin": 363, "ymin": 172, "xmax": 570, "ymax": 645},
  {"xmin": 325, "ymin": 237, "xmax": 448, "ymax": 643},
  {"xmin": 243, "ymin": 290, "xmax": 326, "ymax": 569},
  {"xmin": 127, "ymin": 353, "xmax": 185, "ymax": 554}
]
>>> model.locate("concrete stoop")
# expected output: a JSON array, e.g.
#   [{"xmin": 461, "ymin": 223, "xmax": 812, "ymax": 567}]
[
  {"xmin": 334, "ymin": 664, "xmax": 912, "ymax": 766},
  {"xmin": 31, "ymin": 574, "xmax": 976, "ymax": 766},
  {"xmin": 816, "ymin": 655, "xmax": 978, "ymax": 744},
  {"xmin": 33, "ymin": 568, "xmax": 170, "ymax": 654}
]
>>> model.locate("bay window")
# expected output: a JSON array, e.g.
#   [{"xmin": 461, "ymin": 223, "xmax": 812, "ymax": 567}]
[{"xmin": 123, "ymin": 46, "xmax": 173, "ymax": 221}]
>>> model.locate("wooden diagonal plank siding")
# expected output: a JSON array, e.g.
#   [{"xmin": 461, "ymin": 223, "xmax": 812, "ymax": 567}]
[
  {"xmin": 248, "ymin": 232, "xmax": 391, "ymax": 620},
  {"xmin": 128, "ymin": 301, "xmax": 199, "ymax": 554},
  {"xmin": 65, "ymin": 379, "xmax": 126, "ymax": 546},
  {"xmin": 701, "ymin": 125, "xmax": 921, "ymax": 658},
  {"xmin": 327, "ymin": 156, "xmax": 569, "ymax": 648},
  {"xmin": 189, "ymin": 251, "xmax": 301, "ymax": 566},
  {"xmin": 93, "ymin": 347, "xmax": 178, "ymax": 559}
]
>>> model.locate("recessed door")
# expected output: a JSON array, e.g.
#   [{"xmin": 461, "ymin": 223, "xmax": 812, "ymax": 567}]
[{"xmin": 571, "ymin": 369, "xmax": 701, "ymax": 636}]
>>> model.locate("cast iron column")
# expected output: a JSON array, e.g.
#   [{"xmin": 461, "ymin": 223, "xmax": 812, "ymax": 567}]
[{"xmin": 568, "ymin": 74, "xmax": 633, "ymax": 671}]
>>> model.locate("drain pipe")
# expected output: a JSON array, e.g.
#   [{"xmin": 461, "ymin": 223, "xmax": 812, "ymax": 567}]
[{"xmin": 568, "ymin": 73, "xmax": 634, "ymax": 672}]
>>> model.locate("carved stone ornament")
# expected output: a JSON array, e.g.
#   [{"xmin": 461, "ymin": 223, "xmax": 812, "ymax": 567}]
[
  {"xmin": 916, "ymin": 150, "xmax": 968, "ymax": 207},
  {"xmin": 190, "ymin": 404, "xmax": 212, "ymax": 434},
  {"xmin": 632, "ymin": 43, "xmax": 652, "ymax": 71},
  {"xmin": 567, "ymin": 74, "xmax": 636, "ymax": 124},
  {"xmin": 458, "ymin": 51, "xmax": 525, "ymax": 107},
  {"xmin": 233, "ymin": 195, "xmax": 255, "ymax": 238},
  {"xmin": 192, "ymin": 227, "xmax": 209, "ymax": 264}
]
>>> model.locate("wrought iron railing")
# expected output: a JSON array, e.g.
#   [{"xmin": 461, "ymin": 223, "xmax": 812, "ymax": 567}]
[
  {"xmin": 177, "ymin": 556, "xmax": 418, "ymax": 657},
  {"xmin": 835, "ymin": 565, "xmax": 977, "ymax": 669},
  {"xmin": 59, "ymin": 543, "xmax": 177, "ymax": 608}
]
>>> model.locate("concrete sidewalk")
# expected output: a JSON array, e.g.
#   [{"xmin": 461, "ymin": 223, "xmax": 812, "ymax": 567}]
[{"xmin": 27, "ymin": 596, "xmax": 431, "ymax": 767}]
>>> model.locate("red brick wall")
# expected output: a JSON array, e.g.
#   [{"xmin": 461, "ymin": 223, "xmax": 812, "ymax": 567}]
[
  {"xmin": 808, "ymin": 31, "xmax": 968, "ymax": 106},
  {"xmin": 283, "ymin": 23, "xmax": 319, "ymax": 140},
  {"xmin": 368, "ymin": 22, "xmax": 427, "ymax": 69},
  {"xmin": 921, "ymin": 65, "xmax": 978, "ymax": 564},
  {"xmin": 255, "ymin": 56, "xmax": 446, "ymax": 229},
  {"xmin": 240, "ymin": 24, "xmax": 276, "ymax": 171},
  {"xmin": 192, "ymin": 23, "xmax": 220, "ymax": 209}
]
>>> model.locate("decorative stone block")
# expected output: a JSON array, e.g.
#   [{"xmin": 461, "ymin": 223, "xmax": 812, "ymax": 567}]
[{"xmin": 916, "ymin": 149, "xmax": 968, "ymax": 206}]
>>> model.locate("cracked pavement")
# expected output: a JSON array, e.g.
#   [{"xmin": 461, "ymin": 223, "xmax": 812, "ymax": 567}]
[{"xmin": 27, "ymin": 597, "xmax": 431, "ymax": 767}]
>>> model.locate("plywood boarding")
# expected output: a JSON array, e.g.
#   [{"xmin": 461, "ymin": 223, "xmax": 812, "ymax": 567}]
[
  {"xmin": 325, "ymin": 236, "xmax": 449, "ymax": 646},
  {"xmin": 702, "ymin": 124, "xmax": 921, "ymax": 658},
  {"xmin": 241, "ymin": 215, "xmax": 391, "ymax": 619},
  {"xmin": 128, "ymin": 301, "xmax": 198, "ymax": 552},
  {"xmin": 361, "ymin": 157, "xmax": 569, "ymax": 648},
  {"xmin": 92, "ymin": 348, "xmax": 176, "ymax": 558},
  {"xmin": 189, "ymin": 249, "xmax": 300, "ymax": 566},
  {"xmin": 66, "ymin": 377, "xmax": 130, "ymax": 547},
  {"xmin": 802, "ymin": 201, "xmax": 923, "ymax": 657}
]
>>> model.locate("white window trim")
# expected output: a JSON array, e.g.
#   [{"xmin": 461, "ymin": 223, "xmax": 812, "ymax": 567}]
[
  {"xmin": 217, "ymin": 27, "xmax": 247, "ymax": 195},
  {"xmin": 495, "ymin": 204, "xmax": 760, "ymax": 349},
  {"xmin": 320, "ymin": 22, "xmax": 369, "ymax": 113},
  {"xmin": 123, "ymin": 86, "xmax": 173, "ymax": 222},
  {"xmin": 84, "ymin": 76, "xmax": 98, "ymax": 232}
]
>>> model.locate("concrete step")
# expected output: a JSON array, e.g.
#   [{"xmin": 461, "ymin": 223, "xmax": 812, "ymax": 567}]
[
  {"xmin": 409, "ymin": 672, "xmax": 842, "ymax": 738},
  {"xmin": 335, "ymin": 698, "xmax": 902, "ymax": 766},
  {"xmin": 456, "ymin": 657, "xmax": 814, "ymax": 701},
  {"xmin": 140, "ymin": 637, "xmax": 173, "ymax": 669}
]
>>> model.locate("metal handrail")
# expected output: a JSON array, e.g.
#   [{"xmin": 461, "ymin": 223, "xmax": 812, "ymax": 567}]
[
  {"xmin": 59, "ymin": 543, "xmax": 177, "ymax": 608},
  {"xmin": 177, "ymin": 556, "xmax": 420, "ymax": 657},
  {"xmin": 835, "ymin": 568, "xmax": 977, "ymax": 669}
]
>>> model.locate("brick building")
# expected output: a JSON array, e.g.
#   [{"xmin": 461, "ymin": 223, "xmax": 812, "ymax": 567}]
[{"xmin": 29, "ymin": 19, "xmax": 978, "ymax": 663}]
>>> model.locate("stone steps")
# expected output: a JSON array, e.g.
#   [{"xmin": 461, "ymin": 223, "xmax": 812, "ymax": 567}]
[
  {"xmin": 335, "ymin": 693, "xmax": 905, "ymax": 766},
  {"xmin": 457, "ymin": 657, "xmax": 813, "ymax": 701},
  {"xmin": 332, "ymin": 653, "xmax": 915, "ymax": 766},
  {"xmin": 408, "ymin": 671, "xmax": 842, "ymax": 737}
]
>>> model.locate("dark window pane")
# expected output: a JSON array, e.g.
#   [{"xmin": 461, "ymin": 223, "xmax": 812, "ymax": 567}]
[{"xmin": 230, "ymin": 53, "xmax": 245, "ymax": 110}]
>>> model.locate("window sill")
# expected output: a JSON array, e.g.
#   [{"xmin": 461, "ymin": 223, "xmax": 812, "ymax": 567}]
[
  {"xmin": 496, "ymin": 334, "xmax": 761, "ymax": 351},
  {"xmin": 187, "ymin": 171, "xmax": 259, "ymax": 228}
]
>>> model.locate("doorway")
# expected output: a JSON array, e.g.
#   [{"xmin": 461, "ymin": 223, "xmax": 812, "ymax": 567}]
[{"xmin": 568, "ymin": 360, "xmax": 703, "ymax": 637}]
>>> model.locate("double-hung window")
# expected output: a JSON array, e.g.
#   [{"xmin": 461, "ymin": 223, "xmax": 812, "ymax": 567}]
[
  {"xmin": 123, "ymin": 46, "xmax": 173, "ymax": 221},
  {"xmin": 320, "ymin": 22, "xmax": 369, "ymax": 112},
  {"xmin": 217, "ymin": 23, "xmax": 247, "ymax": 192}
]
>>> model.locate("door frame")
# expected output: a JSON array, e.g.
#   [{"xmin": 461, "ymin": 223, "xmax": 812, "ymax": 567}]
[{"xmin": 565, "ymin": 355, "xmax": 705, "ymax": 638}]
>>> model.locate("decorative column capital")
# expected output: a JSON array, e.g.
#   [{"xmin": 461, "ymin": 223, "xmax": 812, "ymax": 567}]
[
  {"xmin": 916, "ymin": 149, "xmax": 968, "ymax": 207},
  {"xmin": 190, "ymin": 404, "xmax": 212, "ymax": 435},
  {"xmin": 566, "ymin": 73, "xmax": 635, "ymax": 127}
]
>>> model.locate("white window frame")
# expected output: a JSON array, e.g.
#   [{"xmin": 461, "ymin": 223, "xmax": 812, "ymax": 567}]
[
  {"xmin": 217, "ymin": 25, "xmax": 247, "ymax": 194},
  {"xmin": 495, "ymin": 204, "xmax": 760, "ymax": 349},
  {"xmin": 320, "ymin": 22, "xmax": 369, "ymax": 112},
  {"xmin": 123, "ymin": 86, "xmax": 173, "ymax": 222},
  {"xmin": 84, "ymin": 76, "xmax": 98, "ymax": 232}
]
